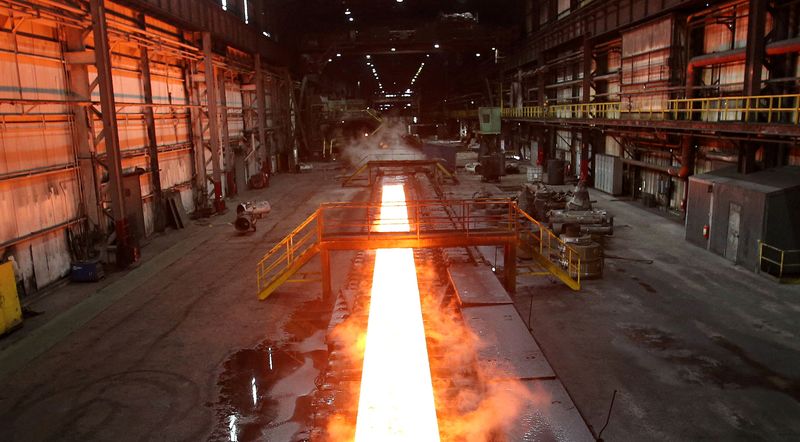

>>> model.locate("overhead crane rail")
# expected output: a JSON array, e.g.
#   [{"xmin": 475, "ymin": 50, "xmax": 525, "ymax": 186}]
[{"xmin": 256, "ymin": 199, "xmax": 582, "ymax": 300}]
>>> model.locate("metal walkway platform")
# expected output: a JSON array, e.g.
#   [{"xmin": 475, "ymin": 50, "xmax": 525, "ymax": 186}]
[
  {"xmin": 256, "ymin": 199, "xmax": 584, "ymax": 300},
  {"xmin": 342, "ymin": 159, "xmax": 458, "ymax": 187}
]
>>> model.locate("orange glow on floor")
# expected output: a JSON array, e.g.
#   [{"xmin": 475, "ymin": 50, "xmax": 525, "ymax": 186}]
[{"xmin": 354, "ymin": 184, "xmax": 440, "ymax": 441}]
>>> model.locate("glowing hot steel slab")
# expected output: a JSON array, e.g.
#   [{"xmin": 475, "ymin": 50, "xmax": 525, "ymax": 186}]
[{"xmin": 354, "ymin": 184, "xmax": 440, "ymax": 441}]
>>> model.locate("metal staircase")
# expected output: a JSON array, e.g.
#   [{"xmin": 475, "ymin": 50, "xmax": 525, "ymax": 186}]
[{"xmin": 256, "ymin": 210, "xmax": 321, "ymax": 300}]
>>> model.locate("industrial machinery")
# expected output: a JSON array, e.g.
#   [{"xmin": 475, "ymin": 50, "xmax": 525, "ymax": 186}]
[
  {"xmin": 477, "ymin": 107, "xmax": 504, "ymax": 182},
  {"xmin": 560, "ymin": 229, "xmax": 604, "ymax": 279},
  {"xmin": 520, "ymin": 182, "xmax": 615, "ymax": 236},
  {"xmin": 517, "ymin": 183, "xmax": 569, "ymax": 220},
  {"xmin": 234, "ymin": 201, "xmax": 272, "ymax": 232},
  {"xmin": 549, "ymin": 182, "xmax": 614, "ymax": 235},
  {"xmin": 255, "ymin": 168, "xmax": 593, "ymax": 440}
]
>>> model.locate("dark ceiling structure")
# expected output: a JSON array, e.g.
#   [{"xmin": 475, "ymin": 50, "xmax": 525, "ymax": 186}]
[{"xmin": 263, "ymin": 0, "xmax": 522, "ymax": 109}]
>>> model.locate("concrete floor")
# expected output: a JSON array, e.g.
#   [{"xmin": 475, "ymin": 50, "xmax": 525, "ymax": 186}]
[
  {"xmin": 0, "ymin": 165, "xmax": 362, "ymax": 441},
  {"xmin": 0, "ymin": 164, "xmax": 798, "ymax": 441},
  {"xmin": 511, "ymin": 184, "xmax": 800, "ymax": 441}
]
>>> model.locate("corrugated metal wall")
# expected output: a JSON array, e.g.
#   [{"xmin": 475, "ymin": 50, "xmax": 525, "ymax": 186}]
[
  {"xmin": 0, "ymin": 1, "xmax": 288, "ymax": 294},
  {"xmin": 0, "ymin": 15, "xmax": 81, "ymax": 291},
  {"xmin": 621, "ymin": 17, "xmax": 672, "ymax": 112}
]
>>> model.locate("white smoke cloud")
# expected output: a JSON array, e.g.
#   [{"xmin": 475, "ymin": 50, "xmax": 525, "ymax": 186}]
[{"xmin": 340, "ymin": 117, "xmax": 426, "ymax": 167}]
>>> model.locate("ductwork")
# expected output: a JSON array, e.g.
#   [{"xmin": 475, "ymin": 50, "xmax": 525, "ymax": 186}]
[{"xmin": 686, "ymin": 38, "xmax": 800, "ymax": 97}]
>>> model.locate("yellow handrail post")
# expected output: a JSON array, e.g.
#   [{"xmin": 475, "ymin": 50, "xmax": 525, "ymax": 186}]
[
  {"xmin": 795, "ymin": 96, "xmax": 800, "ymax": 124},
  {"xmin": 780, "ymin": 250, "xmax": 785, "ymax": 279}
]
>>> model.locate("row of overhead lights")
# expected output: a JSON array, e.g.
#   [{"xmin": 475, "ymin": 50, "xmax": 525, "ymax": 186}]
[
  {"xmin": 410, "ymin": 62, "xmax": 425, "ymax": 87},
  {"xmin": 365, "ymin": 55, "xmax": 385, "ymax": 95}
]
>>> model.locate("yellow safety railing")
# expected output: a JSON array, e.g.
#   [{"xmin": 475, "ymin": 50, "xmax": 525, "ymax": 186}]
[
  {"xmin": 365, "ymin": 108, "xmax": 383, "ymax": 123},
  {"xmin": 455, "ymin": 94, "xmax": 800, "ymax": 125},
  {"xmin": 668, "ymin": 94, "xmax": 800, "ymax": 123},
  {"xmin": 255, "ymin": 199, "xmax": 584, "ymax": 299},
  {"xmin": 318, "ymin": 198, "xmax": 518, "ymax": 240},
  {"xmin": 515, "ymin": 205, "xmax": 581, "ymax": 291},
  {"xmin": 502, "ymin": 102, "xmax": 623, "ymax": 120},
  {"xmin": 758, "ymin": 241, "xmax": 800, "ymax": 281},
  {"xmin": 256, "ymin": 210, "xmax": 321, "ymax": 299}
]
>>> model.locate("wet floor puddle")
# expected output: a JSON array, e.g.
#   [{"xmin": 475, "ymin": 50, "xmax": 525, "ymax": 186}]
[
  {"xmin": 211, "ymin": 342, "xmax": 327, "ymax": 441},
  {"xmin": 211, "ymin": 298, "xmax": 332, "ymax": 441}
]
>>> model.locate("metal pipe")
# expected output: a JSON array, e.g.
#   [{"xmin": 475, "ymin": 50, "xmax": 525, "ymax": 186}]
[
  {"xmin": 0, "ymin": 164, "xmax": 78, "ymax": 181},
  {"xmin": 686, "ymin": 38, "xmax": 800, "ymax": 80},
  {"xmin": 0, "ymin": 217, "xmax": 85, "ymax": 250}
]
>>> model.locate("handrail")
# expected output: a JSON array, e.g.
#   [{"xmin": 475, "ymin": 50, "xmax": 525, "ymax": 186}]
[
  {"xmin": 454, "ymin": 93, "xmax": 800, "ymax": 126},
  {"xmin": 257, "ymin": 209, "xmax": 320, "ymax": 298},
  {"xmin": 318, "ymin": 199, "xmax": 517, "ymax": 241},
  {"xmin": 514, "ymin": 204, "xmax": 582, "ymax": 290},
  {"xmin": 758, "ymin": 241, "xmax": 800, "ymax": 280},
  {"xmin": 256, "ymin": 199, "xmax": 584, "ymax": 299},
  {"xmin": 364, "ymin": 108, "xmax": 383, "ymax": 123}
]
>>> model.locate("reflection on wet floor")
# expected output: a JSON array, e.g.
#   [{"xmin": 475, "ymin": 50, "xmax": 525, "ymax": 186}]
[
  {"xmin": 212, "ymin": 343, "xmax": 298, "ymax": 440},
  {"xmin": 212, "ymin": 297, "xmax": 332, "ymax": 441}
]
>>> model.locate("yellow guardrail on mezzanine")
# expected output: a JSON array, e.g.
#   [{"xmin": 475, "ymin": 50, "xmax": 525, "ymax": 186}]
[
  {"xmin": 758, "ymin": 241, "xmax": 800, "ymax": 283},
  {"xmin": 453, "ymin": 94, "xmax": 800, "ymax": 126}
]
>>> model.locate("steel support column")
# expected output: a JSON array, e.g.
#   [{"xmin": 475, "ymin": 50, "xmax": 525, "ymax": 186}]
[
  {"xmin": 537, "ymin": 69, "xmax": 546, "ymax": 106},
  {"xmin": 744, "ymin": 0, "xmax": 768, "ymax": 96},
  {"xmin": 679, "ymin": 134, "xmax": 695, "ymax": 213},
  {"xmin": 320, "ymin": 248, "xmax": 332, "ymax": 302},
  {"xmin": 90, "ymin": 0, "xmax": 137, "ymax": 266},
  {"xmin": 254, "ymin": 54, "xmax": 270, "ymax": 174},
  {"xmin": 741, "ymin": 0, "xmax": 768, "ymax": 173},
  {"xmin": 581, "ymin": 37, "xmax": 593, "ymax": 182},
  {"xmin": 580, "ymin": 129, "xmax": 591, "ymax": 182},
  {"xmin": 203, "ymin": 32, "xmax": 225, "ymax": 212},
  {"xmin": 64, "ymin": 28, "xmax": 104, "ymax": 234},
  {"xmin": 524, "ymin": 0, "xmax": 537, "ymax": 36},
  {"xmin": 186, "ymin": 60, "xmax": 207, "ymax": 208},
  {"xmin": 504, "ymin": 242, "xmax": 517, "ymax": 294},
  {"xmin": 139, "ymin": 15, "xmax": 165, "ymax": 232},
  {"xmin": 218, "ymin": 70, "xmax": 232, "ymax": 195}
]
